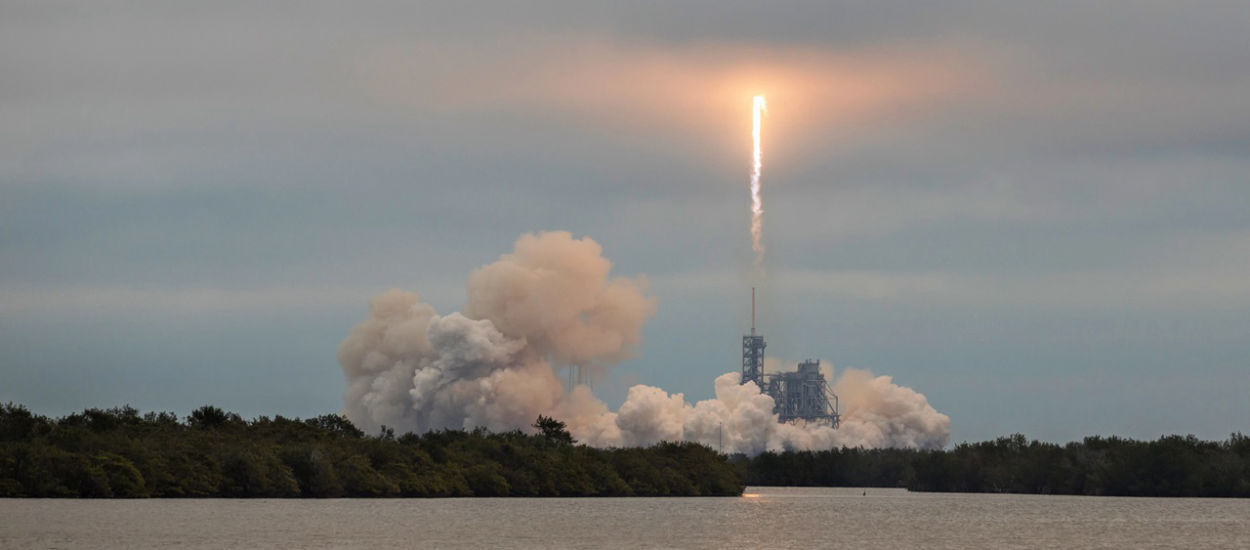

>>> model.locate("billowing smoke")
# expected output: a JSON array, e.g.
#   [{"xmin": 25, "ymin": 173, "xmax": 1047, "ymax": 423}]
[
  {"xmin": 463, "ymin": 232, "xmax": 653, "ymax": 369},
  {"xmin": 339, "ymin": 231, "xmax": 949, "ymax": 453},
  {"xmin": 338, "ymin": 231, "xmax": 652, "ymax": 435}
]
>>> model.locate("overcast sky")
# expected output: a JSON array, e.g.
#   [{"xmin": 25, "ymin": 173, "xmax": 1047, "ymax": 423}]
[{"xmin": 2, "ymin": 1, "xmax": 1248, "ymax": 444}]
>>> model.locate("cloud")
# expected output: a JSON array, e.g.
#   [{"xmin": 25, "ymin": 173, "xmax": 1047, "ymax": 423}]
[
  {"xmin": 0, "ymin": 285, "xmax": 381, "ymax": 315},
  {"xmin": 652, "ymin": 262, "xmax": 1250, "ymax": 311},
  {"xmin": 364, "ymin": 37, "xmax": 984, "ymax": 156}
]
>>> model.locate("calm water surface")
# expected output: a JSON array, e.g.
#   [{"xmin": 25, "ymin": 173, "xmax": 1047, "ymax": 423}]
[{"xmin": 3, "ymin": 487, "xmax": 1248, "ymax": 549}]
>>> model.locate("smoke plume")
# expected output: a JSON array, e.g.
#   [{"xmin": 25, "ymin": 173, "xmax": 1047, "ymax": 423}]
[
  {"xmin": 750, "ymin": 95, "xmax": 766, "ymax": 268},
  {"xmin": 339, "ymin": 231, "xmax": 949, "ymax": 453}
]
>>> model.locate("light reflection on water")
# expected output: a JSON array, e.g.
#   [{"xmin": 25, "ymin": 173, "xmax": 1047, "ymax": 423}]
[{"xmin": 2, "ymin": 487, "xmax": 1248, "ymax": 549}]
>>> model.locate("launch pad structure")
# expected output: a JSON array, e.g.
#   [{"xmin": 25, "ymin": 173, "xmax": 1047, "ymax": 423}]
[{"xmin": 741, "ymin": 289, "xmax": 841, "ymax": 427}]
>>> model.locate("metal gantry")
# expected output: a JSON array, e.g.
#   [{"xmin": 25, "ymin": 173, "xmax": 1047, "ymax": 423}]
[
  {"xmin": 739, "ymin": 290, "xmax": 840, "ymax": 428},
  {"xmin": 767, "ymin": 360, "xmax": 840, "ymax": 427},
  {"xmin": 742, "ymin": 333, "xmax": 767, "ymax": 391}
]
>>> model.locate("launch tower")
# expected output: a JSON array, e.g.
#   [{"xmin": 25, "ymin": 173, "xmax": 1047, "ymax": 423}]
[
  {"xmin": 740, "ymin": 289, "xmax": 840, "ymax": 427},
  {"xmin": 741, "ymin": 288, "xmax": 767, "ymax": 391}
]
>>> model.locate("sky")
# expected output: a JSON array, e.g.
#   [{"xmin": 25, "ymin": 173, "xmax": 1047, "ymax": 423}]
[{"xmin": 2, "ymin": 1, "xmax": 1248, "ymax": 445}]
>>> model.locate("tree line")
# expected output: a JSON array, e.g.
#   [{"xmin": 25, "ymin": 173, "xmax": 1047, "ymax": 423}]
[
  {"xmin": 0, "ymin": 403, "xmax": 743, "ymax": 498},
  {"xmin": 6, "ymin": 402, "xmax": 1244, "ymax": 498},
  {"xmin": 734, "ymin": 432, "xmax": 1250, "ymax": 497}
]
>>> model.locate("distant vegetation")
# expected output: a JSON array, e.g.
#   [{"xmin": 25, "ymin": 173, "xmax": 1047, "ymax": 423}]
[
  {"xmin": 6, "ymin": 402, "xmax": 1244, "ymax": 498},
  {"xmin": 735, "ymin": 433, "xmax": 1250, "ymax": 497},
  {"xmin": 0, "ymin": 404, "xmax": 742, "ymax": 498}
]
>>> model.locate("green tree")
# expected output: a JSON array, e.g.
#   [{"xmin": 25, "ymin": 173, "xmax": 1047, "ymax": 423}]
[
  {"xmin": 532, "ymin": 415, "xmax": 575, "ymax": 445},
  {"xmin": 187, "ymin": 405, "xmax": 243, "ymax": 429}
]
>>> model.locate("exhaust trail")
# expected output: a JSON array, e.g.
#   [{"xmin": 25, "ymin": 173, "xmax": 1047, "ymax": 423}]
[{"xmin": 750, "ymin": 95, "xmax": 767, "ymax": 269}]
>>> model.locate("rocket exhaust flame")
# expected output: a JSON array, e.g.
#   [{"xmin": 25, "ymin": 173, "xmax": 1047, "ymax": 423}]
[{"xmin": 750, "ymin": 95, "xmax": 767, "ymax": 268}]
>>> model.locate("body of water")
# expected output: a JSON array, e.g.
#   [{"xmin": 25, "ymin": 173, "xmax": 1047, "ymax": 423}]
[{"xmin": 2, "ymin": 487, "xmax": 1247, "ymax": 549}]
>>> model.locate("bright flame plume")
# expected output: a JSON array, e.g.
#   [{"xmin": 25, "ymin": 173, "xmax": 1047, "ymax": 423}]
[{"xmin": 750, "ymin": 95, "xmax": 767, "ymax": 268}]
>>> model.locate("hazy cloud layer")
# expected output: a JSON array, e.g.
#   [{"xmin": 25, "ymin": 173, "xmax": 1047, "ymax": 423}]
[{"xmin": 2, "ymin": 2, "xmax": 1247, "ymax": 443}]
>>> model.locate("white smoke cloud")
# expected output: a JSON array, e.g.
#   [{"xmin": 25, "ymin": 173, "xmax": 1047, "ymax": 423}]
[
  {"xmin": 572, "ymin": 370, "xmax": 949, "ymax": 453},
  {"xmin": 339, "ymin": 231, "xmax": 654, "ymax": 436},
  {"xmin": 338, "ymin": 231, "xmax": 950, "ymax": 452},
  {"xmin": 464, "ymin": 231, "xmax": 654, "ymax": 369}
]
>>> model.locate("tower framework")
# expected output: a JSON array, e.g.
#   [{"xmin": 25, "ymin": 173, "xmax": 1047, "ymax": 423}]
[{"xmin": 739, "ymin": 290, "xmax": 840, "ymax": 427}]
